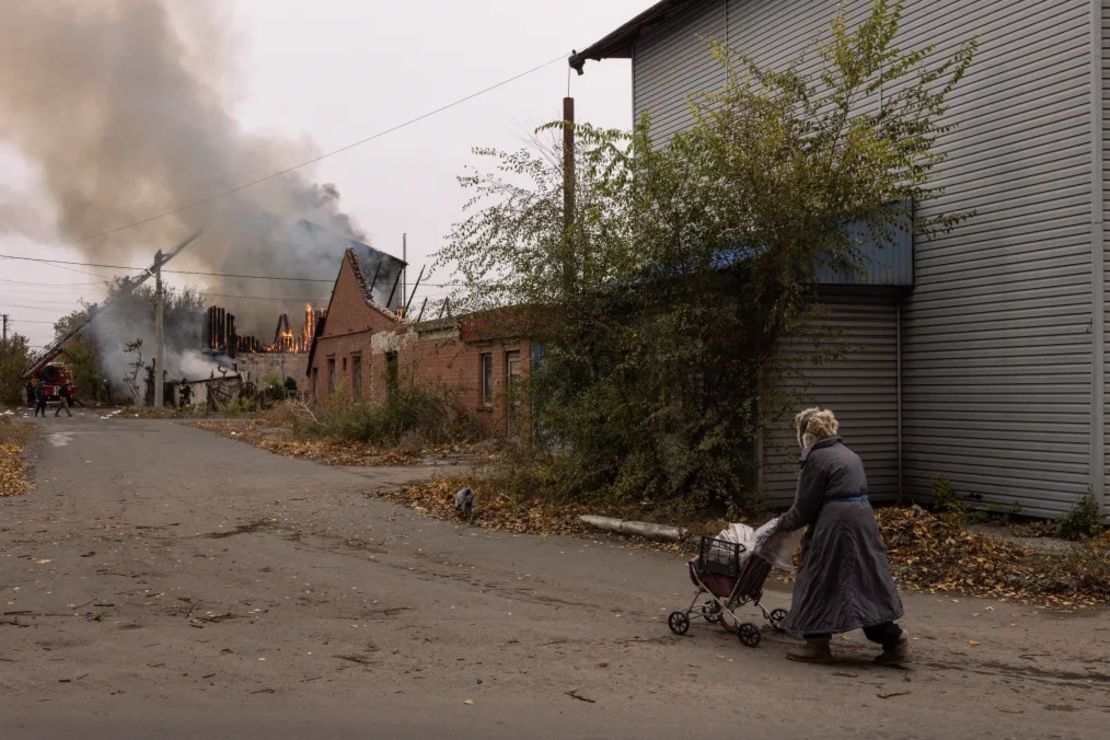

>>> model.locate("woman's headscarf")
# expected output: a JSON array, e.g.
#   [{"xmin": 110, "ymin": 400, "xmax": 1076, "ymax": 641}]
[{"xmin": 795, "ymin": 407, "xmax": 839, "ymax": 448}]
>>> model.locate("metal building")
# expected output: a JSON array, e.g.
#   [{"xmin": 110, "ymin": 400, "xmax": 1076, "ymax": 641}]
[{"xmin": 571, "ymin": 0, "xmax": 1108, "ymax": 519}]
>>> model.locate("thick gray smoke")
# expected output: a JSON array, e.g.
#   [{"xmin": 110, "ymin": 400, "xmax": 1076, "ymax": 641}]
[{"xmin": 0, "ymin": 0, "xmax": 371, "ymax": 355}]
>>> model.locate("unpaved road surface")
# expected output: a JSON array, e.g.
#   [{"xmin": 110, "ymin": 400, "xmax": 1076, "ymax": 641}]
[{"xmin": 2, "ymin": 413, "xmax": 1107, "ymax": 738}]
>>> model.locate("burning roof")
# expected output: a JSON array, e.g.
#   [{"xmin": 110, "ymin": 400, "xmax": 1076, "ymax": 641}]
[{"xmin": 295, "ymin": 221, "xmax": 407, "ymax": 309}]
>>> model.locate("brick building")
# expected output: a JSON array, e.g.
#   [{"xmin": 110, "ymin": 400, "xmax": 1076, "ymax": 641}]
[
  {"xmin": 306, "ymin": 245, "xmax": 532, "ymax": 436},
  {"xmin": 370, "ymin": 316, "xmax": 533, "ymax": 436},
  {"xmin": 305, "ymin": 244, "xmax": 400, "ymax": 404}
]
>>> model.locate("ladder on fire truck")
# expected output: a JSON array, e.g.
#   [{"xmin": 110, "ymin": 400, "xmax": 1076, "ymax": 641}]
[{"xmin": 21, "ymin": 232, "xmax": 201, "ymax": 380}]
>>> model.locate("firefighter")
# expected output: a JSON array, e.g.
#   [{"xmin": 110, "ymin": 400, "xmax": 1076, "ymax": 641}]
[
  {"xmin": 54, "ymin": 382, "xmax": 72, "ymax": 417},
  {"xmin": 33, "ymin": 381, "xmax": 47, "ymax": 418}
]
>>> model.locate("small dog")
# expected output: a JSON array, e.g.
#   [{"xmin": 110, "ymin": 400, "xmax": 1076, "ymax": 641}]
[{"xmin": 454, "ymin": 487, "xmax": 475, "ymax": 524}]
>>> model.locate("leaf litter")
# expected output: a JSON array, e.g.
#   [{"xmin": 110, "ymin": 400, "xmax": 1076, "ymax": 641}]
[
  {"xmin": 0, "ymin": 418, "xmax": 35, "ymax": 497},
  {"xmin": 393, "ymin": 481, "xmax": 1106, "ymax": 610}
]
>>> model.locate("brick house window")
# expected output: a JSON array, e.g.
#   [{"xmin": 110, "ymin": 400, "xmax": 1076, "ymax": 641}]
[
  {"xmin": 312, "ymin": 367, "xmax": 319, "ymax": 402},
  {"xmin": 327, "ymin": 357, "xmax": 336, "ymax": 395},
  {"xmin": 351, "ymin": 354, "xmax": 362, "ymax": 400},
  {"xmin": 505, "ymin": 350, "xmax": 521, "ymax": 430},
  {"xmin": 480, "ymin": 352, "xmax": 493, "ymax": 407},
  {"xmin": 505, "ymin": 350, "xmax": 521, "ymax": 387}
]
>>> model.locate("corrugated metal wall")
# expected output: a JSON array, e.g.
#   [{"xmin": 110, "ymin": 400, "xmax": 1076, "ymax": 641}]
[
  {"xmin": 899, "ymin": 0, "xmax": 1093, "ymax": 518},
  {"xmin": 761, "ymin": 292, "xmax": 901, "ymax": 508},
  {"xmin": 631, "ymin": 0, "xmax": 1096, "ymax": 517},
  {"xmin": 1103, "ymin": 0, "xmax": 1110, "ymax": 521}
]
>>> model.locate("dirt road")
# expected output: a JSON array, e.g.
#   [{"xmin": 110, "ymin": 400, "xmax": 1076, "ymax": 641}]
[{"xmin": 1, "ymin": 413, "xmax": 1107, "ymax": 738}]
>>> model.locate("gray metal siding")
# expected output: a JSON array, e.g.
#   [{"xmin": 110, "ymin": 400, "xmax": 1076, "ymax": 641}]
[
  {"xmin": 1103, "ymin": 0, "xmax": 1110, "ymax": 520},
  {"xmin": 901, "ymin": 0, "xmax": 1093, "ymax": 519},
  {"xmin": 632, "ymin": 0, "xmax": 1095, "ymax": 517},
  {"xmin": 762, "ymin": 293, "xmax": 900, "ymax": 507}
]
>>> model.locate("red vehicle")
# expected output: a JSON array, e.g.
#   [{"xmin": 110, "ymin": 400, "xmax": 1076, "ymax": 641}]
[{"xmin": 33, "ymin": 362, "xmax": 78, "ymax": 404}]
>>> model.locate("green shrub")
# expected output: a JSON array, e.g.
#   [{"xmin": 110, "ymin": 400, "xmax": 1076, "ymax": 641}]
[
  {"xmin": 222, "ymin": 396, "xmax": 256, "ymax": 417},
  {"xmin": 259, "ymin": 373, "xmax": 287, "ymax": 401},
  {"xmin": 931, "ymin": 478, "xmax": 965, "ymax": 518},
  {"xmin": 1053, "ymin": 494, "xmax": 1104, "ymax": 541}
]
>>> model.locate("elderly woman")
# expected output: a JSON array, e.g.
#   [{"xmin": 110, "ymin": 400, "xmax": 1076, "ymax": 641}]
[{"xmin": 776, "ymin": 407, "xmax": 909, "ymax": 665}]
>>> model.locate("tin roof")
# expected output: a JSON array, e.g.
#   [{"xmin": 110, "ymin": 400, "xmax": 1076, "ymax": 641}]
[{"xmin": 569, "ymin": 0, "xmax": 688, "ymax": 73}]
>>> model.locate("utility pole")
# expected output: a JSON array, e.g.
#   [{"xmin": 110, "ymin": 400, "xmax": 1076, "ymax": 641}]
[
  {"xmin": 562, "ymin": 96, "xmax": 576, "ymax": 297},
  {"xmin": 2, "ymin": 314, "xmax": 8, "ymax": 342},
  {"xmin": 153, "ymin": 250, "xmax": 165, "ymax": 409},
  {"xmin": 402, "ymin": 233, "xmax": 407, "ymax": 313}
]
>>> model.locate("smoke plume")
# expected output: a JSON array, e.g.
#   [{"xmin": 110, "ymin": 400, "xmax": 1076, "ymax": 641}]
[{"xmin": 0, "ymin": 0, "xmax": 368, "ymax": 339}]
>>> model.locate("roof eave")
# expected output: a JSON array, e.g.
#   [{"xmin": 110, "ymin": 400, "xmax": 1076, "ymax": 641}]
[{"xmin": 569, "ymin": 0, "xmax": 683, "ymax": 74}]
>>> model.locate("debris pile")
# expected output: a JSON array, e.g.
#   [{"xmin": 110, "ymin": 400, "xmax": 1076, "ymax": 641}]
[{"xmin": 876, "ymin": 505, "xmax": 1109, "ymax": 609}]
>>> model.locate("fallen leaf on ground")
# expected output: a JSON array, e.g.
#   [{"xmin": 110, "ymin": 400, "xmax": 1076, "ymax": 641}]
[
  {"xmin": 876, "ymin": 506, "xmax": 1108, "ymax": 611},
  {"xmin": 0, "ymin": 420, "xmax": 35, "ymax": 497}
]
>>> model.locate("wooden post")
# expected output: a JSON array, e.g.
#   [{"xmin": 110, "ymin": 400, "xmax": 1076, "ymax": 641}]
[
  {"xmin": 153, "ymin": 251, "xmax": 165, "ymax": 409},
  {"xmin": 562, "ymin": 96, "xmax": 575, "ymax": 297}
]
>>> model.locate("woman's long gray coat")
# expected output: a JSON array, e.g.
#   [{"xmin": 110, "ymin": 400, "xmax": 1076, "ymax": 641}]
[{"xmin": 777, "ymin": 437, "xmax": 903, "ymax": 636}]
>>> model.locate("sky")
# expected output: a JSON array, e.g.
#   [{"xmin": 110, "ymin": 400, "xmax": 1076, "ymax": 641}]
[{"xmin": 0, "ymin": 0, "xmax": 644, "ymax": 350}]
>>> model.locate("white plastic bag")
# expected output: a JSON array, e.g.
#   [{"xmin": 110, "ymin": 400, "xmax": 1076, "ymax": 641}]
[
  {"xmin": 754, "ymin": 516, "xmax": 803, "ymax": 570},
  {"xmin": 714, "ymin": 517, "xmax": 801, "ymax": 571},
  {"xmin": 715, "ymin": 522, "xmax": 757, "ymax": 569}
]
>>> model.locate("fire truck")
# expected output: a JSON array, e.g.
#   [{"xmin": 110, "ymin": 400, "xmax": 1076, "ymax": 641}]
[{"xmin": 31, "ymin": 362, "xmax": 78, "ymax": 405}]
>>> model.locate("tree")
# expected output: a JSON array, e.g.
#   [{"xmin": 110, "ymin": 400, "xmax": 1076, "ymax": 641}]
[
  {"xmin": 0, "ymin": 333, "xmax": 33, "ymax": 406},
  {"xmin": 438, "ymin": 1, "xmax": 975, "ymax": 514},
  {"xmin": 53, "ymin": 309, "xmax": 104, "ymax": 402}
]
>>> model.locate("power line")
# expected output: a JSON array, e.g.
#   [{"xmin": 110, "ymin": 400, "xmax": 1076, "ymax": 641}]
[
  {"xmin": 0, "ymin": 295, "xmax": 91, "ymax": 306},
  {"xmin": 0, "ymin": 277, "xmax": 105, "ymax": 287},
  {"xmin": 1, "ymin": 252, "xmax": 467, "ymax": 289},
  {"xmin": 0, "ymin": 302, "xmax": 83, "ymax": 311},
  {"xmin": 197, "ymin": 292, "xmax": 325, "ymax": 302},
  {"xmin": 59, "ymin": 53, "xmax": 566, "ymax": 246},
  {"xmin": 0, "ymin": 253, "xmax": 335, "ymax": 283}
]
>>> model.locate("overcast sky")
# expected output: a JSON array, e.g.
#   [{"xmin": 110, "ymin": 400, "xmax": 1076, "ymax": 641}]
[{"xmin": 0, "ymin": 0, "xmax": 644, "ymax": 349}]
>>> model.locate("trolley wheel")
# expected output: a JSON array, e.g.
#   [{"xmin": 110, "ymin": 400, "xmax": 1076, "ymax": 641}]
[
  {"xmin": 769, "ymin": 608, "xmax": 789, "ymax": 630},
  {"xmin": 668, "ymin": 611, "xmax": 690, "ymax": 636},
  {"xmin": 702, "ymin": 601, "xmax": 721, "ymax": 623},
  {"xmin": 738, "ymin": 622, "xmax": 761, "ymax": 648}
]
